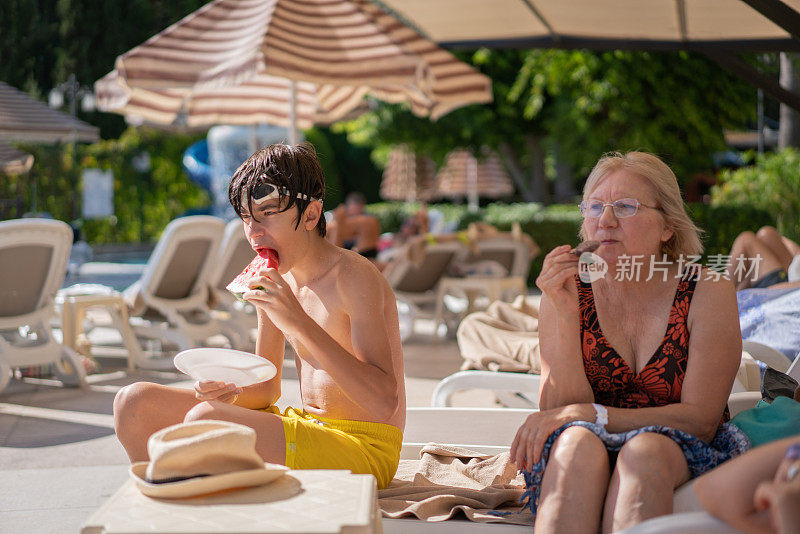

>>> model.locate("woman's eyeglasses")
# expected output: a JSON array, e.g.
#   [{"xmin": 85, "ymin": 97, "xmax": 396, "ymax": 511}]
[
  {"xmin": 252, "ymin": 180, "xmax": 320, "ymax": 205},
  {"xmin": 578, "ymin": 198, "xmax": 658, "ymax": 219}
]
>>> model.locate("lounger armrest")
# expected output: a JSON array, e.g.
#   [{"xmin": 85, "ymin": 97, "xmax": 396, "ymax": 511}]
[
  {"xmin": 432, "ymin": 370, "xmax": 541, "ymax": 408},
  {"xmin": 741, "ymin": 339, "xmax": 791, "ymax": 373},
  {"xmin": 727, "ymin": 391, "xmax": 762, "ymax": 417}
]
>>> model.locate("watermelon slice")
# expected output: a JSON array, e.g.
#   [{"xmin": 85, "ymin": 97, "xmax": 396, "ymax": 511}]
[{"xmin": 226, "ymin": 249, "xmax": 279, "ymax": 301}]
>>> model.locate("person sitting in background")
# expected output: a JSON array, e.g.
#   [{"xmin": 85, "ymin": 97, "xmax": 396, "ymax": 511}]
[
  {"xmin": 511, "ymin": 151, "xmax": 748, "ymax": 533},
  {"xmin": 695, "ymin": 436, "xmax": 800, "ymax": 534},
  {"xmin": 727, "ymin": 225, "xmax": 800, "ymax": 290},
  {"xmin": 327, "ymin": 191, "xmax": 381, "ymax": 260}
]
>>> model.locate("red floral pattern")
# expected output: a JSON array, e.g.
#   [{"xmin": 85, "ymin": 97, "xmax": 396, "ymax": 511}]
[{"xmin": 578, "ymin": 274, "xmax": 702, "ymax": 411}]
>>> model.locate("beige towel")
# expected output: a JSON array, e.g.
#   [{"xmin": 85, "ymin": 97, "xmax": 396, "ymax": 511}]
[
  {"xmin": 457, "ymin": 295, "xmax": 542, "ymax": 373},
  {"xmin": 379, "ymin": 444, "xmax": 533, "ymax": 525}
]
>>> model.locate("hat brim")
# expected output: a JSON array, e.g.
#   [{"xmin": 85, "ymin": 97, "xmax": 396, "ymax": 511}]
[{"xmin": 130, "ymin": 462, "xmax": 289, "ymax": 499}]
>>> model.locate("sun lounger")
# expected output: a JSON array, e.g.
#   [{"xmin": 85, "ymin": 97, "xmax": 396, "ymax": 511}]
[
  {"xmin": 383, "ymin": 237, "xmax": 467, "ymax": 339},
  {"xmin": 122, "ymin": 215, "xmax": 233, "ymax": 355},
  {"xmin": 208, "ymin": 219, "xmax": 258, "ymax": 351},
  {"xmin": 0, "ymin": 218, "xmax": 87, "ymax": 394}
]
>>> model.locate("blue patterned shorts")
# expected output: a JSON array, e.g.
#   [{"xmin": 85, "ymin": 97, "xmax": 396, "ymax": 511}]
[{"xmin": 519, "ymin": 421, "xmax": 751, "ymax": 517}]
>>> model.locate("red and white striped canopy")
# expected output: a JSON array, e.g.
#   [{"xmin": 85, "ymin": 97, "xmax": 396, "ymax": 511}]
[
  {"xmin": 380, "ymin": 145, "xmax": 437, "ymax": 202},
  {"xmin": 95, "ymin": 0, "xmax": 492, "ymax": 129},
  {"xmin": 435, "ymin": 148, "xmax": 514, "ymax": 200}
]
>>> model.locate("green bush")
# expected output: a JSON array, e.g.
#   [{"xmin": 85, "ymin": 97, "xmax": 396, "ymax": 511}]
[
  {"xmin": 687, "ymin": 203, "xmax": 775, "ymax": 259},
  {"xmin": 1, "ymin": 127, "xmax": 209, "ymax": 244},
  {"xmin": 711, "ymin": 149, "xmax": 800, "ymax": 242}
]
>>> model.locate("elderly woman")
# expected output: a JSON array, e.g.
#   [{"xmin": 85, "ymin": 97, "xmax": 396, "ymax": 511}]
[{"xmin": 510, "ymin": 152, "xmax": 749, "ymax": 533}]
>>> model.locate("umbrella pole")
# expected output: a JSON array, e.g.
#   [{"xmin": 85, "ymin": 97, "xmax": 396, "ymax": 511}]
[
  {"xmin": 289, "ymin": 80, "xmax": 298, "ymax": 145},
  {"xmin": 468, "ymin": 153, "xmax": 479, "ymax": 213}
]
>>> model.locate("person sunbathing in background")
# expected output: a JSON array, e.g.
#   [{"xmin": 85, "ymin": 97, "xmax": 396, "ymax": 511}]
[
  {"xmin": 113, "ymin": 143, "xmax": 406, "ymax": 489},
  {"xmin": 327, "ymin": 191, "xmax": 382, "ymax": 260},
  {"xmin": 510, "ymin": 151, "xmax": 747, "ymax": 533},
  {"xmin": 727, "ymin": 225, "xmax": 800, "ymax": 290}
]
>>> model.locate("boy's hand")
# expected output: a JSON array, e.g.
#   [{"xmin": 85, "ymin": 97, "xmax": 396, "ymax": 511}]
[
  {"xmin": 194, "ymin": 380, "xmax": 242, "ymax": 404},
  {"xmin": 244, "ymin": 268, "xmax": 309, "ymax": 334}
]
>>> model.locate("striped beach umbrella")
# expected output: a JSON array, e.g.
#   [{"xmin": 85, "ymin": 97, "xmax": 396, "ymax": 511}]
[
  {"xmin": 0, "ymin": 81, "xmax": 99, "ymax": 143},
  {"xmin": 95, "ymin": 0, "xmax": 492, "ymax": 141},
  {"xmin": 435, "ymin": 148, "xmax": 514, "ymax": 212},
  {"xmin": 380, "ymin": 146, "xmax": 437, "ymax": 202}
]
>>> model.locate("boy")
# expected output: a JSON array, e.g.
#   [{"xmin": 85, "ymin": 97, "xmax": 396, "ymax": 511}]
[{"xmin": 114, "ymin": 143, "xmax": 406, "ymax": 489}]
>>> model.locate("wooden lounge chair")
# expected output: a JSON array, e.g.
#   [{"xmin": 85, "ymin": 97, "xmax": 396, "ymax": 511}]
[{"xmin": 0, "ymin": 218, "xmax": 87, "ymax": 394}]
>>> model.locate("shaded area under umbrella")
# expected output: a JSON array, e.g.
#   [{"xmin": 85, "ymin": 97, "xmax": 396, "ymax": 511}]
[
  {"xmin": 380, "ymin": 145, "xmax": 437, "ymax": 203},
  {"xmin": 0, "ymin": 81, "xmax": 99, "ymax": 143},
  {"xmin": 95, "ymin": 0, "xmax": 493, "ymax": 142},
  {"xmin": 435, "ymin": 149, "xmax": 514, "ymax": 212}
]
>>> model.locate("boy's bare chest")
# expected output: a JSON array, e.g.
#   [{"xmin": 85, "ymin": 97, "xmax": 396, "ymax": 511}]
[{"xmin": 288, "ymin": 283, "xmax": 350, "ymax": 349}]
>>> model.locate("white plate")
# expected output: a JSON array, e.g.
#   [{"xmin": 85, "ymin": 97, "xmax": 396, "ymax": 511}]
[{"xmin": 173, "ymin": 348, "xmax": 277, "ymax": 387}]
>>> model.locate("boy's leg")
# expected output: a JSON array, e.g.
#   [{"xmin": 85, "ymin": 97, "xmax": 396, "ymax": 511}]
[
  {"xmin": 113, "ymin": 382, "xmax": 201, "ymax": 462},
  {"xmin": 184, "ymin": 401, "xmax": 287, "ymax": 465}
]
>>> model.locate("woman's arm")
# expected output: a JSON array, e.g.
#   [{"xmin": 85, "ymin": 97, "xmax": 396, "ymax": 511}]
[{"xmin": 538, "ymin": 294, "xmax": 594, "ymax": 409}]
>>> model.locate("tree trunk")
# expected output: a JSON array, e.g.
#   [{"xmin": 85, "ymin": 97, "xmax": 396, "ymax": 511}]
[
  {"xmin": 524, "ymin": 134, "xmax": 549, "ymax": 204},
  {"xmin": 779, "ymin": 53, "xmax": 800, "ymax": 149},
  {"xmin": 551, "ymin": 142, "xmax": 576, "ymax": 203},
  {"xmin": 497, "ymin": 142, "xmax": 536, "ymax": 202}
]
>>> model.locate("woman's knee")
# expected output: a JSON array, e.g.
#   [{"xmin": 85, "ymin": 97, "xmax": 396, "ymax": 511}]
[
  {"xmin": 550, "ymin": 426, "xmax": 608, "ymax": 467},
  {"xmin": 616, "ymin": 433, "xmax": 686, "ymax": 481}
]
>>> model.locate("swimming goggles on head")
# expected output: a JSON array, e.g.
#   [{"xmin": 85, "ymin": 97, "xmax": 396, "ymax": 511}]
[{"xmin": 251, "ymin": 178, "xmax": 320, "ymax": 205}]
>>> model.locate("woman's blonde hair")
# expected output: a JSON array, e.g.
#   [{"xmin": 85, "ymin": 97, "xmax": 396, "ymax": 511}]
[{"xmin": 579, "ymin": 151, "xmax": 703, "ymax": 261}]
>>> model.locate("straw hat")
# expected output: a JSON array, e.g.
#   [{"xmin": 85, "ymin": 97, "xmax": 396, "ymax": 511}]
[{"xmin": 130, "ymin": 420, "xmax": 288, "ymax": 499}]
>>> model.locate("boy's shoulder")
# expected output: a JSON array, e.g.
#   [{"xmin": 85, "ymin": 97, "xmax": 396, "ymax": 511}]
[{"xmin": 331, "ymin": 249, "xmax": 389, "ymax": 298}]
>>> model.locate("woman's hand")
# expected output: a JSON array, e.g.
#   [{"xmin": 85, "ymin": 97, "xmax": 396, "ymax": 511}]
[
  {"xmin": 244, "ymin": 268, "xmax": 309, "ymax": 335},
  {"xmin": 535, "ymin": 245, "xmax": 580, "ymax": 316},
  {"xmin": 194, "ymin": 380, "xmax": 242, "ymax": 404},
  {"xmin": 510, "ymin": 405, "xmax": 589, "ymax": 471}
]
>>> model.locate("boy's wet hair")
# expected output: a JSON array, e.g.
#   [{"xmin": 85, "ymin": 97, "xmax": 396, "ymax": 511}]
[{"xmin": 228, "ymin": 143, "xmax": 326, "ymax": 237}]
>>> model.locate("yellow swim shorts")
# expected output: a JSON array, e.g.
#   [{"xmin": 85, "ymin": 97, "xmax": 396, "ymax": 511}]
[{"xmin": 259, "ymin": 406, "xmax": 402, "ymax": 489}]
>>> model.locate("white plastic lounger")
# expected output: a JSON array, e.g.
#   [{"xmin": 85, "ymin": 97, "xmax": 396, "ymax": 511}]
[
  {"xmin": 209, "ymin": 218, "xmax": 258, "ymax": 352},
  {"xmin": 123, "ymin": 216, "xmax": 231, "ymax": 353},
  {"xmin": 0, "ymin": 219, "xmax": 87, "ymax": 394}
]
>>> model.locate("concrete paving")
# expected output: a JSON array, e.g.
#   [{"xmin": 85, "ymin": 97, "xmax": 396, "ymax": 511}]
[{"xmin": 0, "ymin": 263, "xmax": 500, "ymax": 533}]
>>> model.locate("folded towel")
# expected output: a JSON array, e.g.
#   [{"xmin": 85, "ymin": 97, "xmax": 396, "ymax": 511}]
[{"xmin": 379, "ymin": 443, "xmax": 533, "ymax": 525}]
